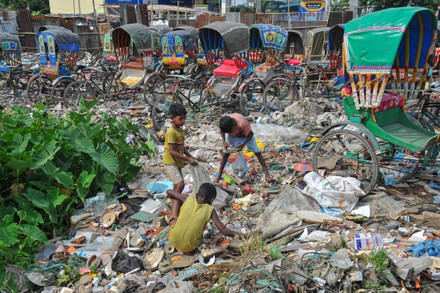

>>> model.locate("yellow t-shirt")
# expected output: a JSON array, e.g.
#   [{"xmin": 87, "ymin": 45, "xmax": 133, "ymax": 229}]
[
  {"xmin": 169, "ymin": 195, "xmax": 213, "ymax": 253},
  {"xmin": 163, "ymin": 126, "xmax": 185, "ymax": 168}
]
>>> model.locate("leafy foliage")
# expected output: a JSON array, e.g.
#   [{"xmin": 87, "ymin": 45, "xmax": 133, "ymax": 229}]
[
  {"xmin": 0, "ymin": 100, "xmax": 155, "ymax": 290},
  {"xmin": 0, "ymin": 0, "xmax": 49, "ymax": 14},
  {"xmin": 358, "ymin": 0, "xmax": 439, "ymax": 12},
  {"xmin": 332, "ymin": 0, "xmax": 350, "ymax": 11}
]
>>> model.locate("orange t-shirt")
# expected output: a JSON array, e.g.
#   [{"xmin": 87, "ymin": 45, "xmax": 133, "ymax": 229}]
[{"xmin": 228, "ymin": 113, "xmax": 251, "ymax": 138}]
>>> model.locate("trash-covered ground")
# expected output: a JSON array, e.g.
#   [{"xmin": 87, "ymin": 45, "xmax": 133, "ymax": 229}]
[{"xmin": 2, "ymin": 54, "xmax": 440, "ymax": 292}]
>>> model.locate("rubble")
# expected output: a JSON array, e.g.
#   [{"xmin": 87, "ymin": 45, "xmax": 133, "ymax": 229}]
[{"xmin": 2, "ymin": 52, "xmax": 440, "ymax": 293}]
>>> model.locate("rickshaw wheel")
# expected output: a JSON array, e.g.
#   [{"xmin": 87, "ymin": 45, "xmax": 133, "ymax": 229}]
[
  {"xmin": 263, "ymin": 78, "xmax": 299, "ymax": 113},
  {"xmin": 63, "ymin": 81, "xmax": 96, "ymax": 110},
  {"xmin": 239, "ymin": 79, "xmax": 265, "ymax": 115},
  {"xmin": 51, "ymin": 79, "xmax": 74, "ymax": 105},
  {"xmin": 102, "ymin": 75, "xmax": 117, "ymax": 99},
  {"xmin": 143, "ymin": 75, "xmax": 166, "ymax": 106},
  {"xmin": 151, "ymin": 103, "xmax": 168, "ymax": 132},
  {"xmin": 187, "ymin": 80, "xmax": 206, "ymax": 112},
  {"xmin": 0, "ymin": 79, "xmax": 15, "ymax": 98},
  {"xmin": 26, "ymin": 75, "xmax": 52, "ymax": 105},
  {"xmin": 312, "ymin": 129, "xmax": 379, "ymax": 196},
  {"xmin": 376, "ymin": 144, "xmax": 421, "ymax": 184}
]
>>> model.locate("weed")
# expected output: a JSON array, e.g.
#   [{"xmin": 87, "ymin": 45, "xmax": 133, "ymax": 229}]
[
  {"xmin": 369, "ymin": 249, "xmax": 389, "ymax": 273},
  {"xmin": 239, "ymin": 234, "xmax": 266, "ymax": 263}
]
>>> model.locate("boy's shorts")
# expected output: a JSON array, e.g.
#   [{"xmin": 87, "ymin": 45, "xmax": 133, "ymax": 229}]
[
  {"xmin": 164, "ymin": 165, "xmax": 184, "ymax": 184},
  {"xmin": 227, "ymin": 135, "xmax": 261, "ymax": 153}
]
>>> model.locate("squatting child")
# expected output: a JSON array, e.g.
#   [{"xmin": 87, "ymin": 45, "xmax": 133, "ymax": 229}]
[{"xmin": 167, "ymin": 183, "xmax": 237, "ymax": 253}]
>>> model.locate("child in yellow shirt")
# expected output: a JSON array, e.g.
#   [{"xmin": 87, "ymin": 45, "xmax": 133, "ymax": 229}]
[
  {"xmin": 167, "ymin": 183, "xmax": 237, "ymax": 253},
  {"xmin": 163, "ymin": 103, "xmax": 197, "ymax": 224}
]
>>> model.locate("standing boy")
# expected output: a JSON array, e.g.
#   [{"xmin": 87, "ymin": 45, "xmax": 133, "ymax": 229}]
[
  {"xmin": 215, "ymin": 113, "xmax": 272, "ymax": 183},
  {"xmin": 163, "ymin": 103, "xmax": 197, "ymax": 224}
]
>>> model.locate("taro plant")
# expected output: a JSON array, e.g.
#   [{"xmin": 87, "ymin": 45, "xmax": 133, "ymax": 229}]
[{"xmin": 0, "ymin": 100, "xmax": 155, "ymax": 290}]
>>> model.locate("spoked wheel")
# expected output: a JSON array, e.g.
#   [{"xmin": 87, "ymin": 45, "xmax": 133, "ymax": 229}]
[
  {"xmin": 263, "ymin": 78, "xmax": 299, "ymax": 113},
  {"xmin": 376, "ymin": 144, "xmax": 421, "ymax": 184},
  {"xmin": 102, "ymin": 75, "xmax": 117, "ymax": 99},
  {"xmin": 51, "ymin": 78, "xmax": 73, "ymax": 105},
  {"xmin": 186, "ymin": 80, "xmax": 205, "ymax": 112},
  {"xmin": 239, "ymin": 79, "xmax": 265, "ymax": 115},
  {"xmin": 151, "ymin": 97, "xmax": 172, "ymax": 132},
  {"xmin": 63, "ymin": 81, "xmax": 96, "ymax": 110},
  {"xmin": 25, "ymin": 75, "xmax": 52, "ymax": 105},
  {"xmin": 144, "ymin": 75, "xmax": 167, "ymax": 106},
  {"xmin": 312, "ymin": 129, "xmax": 379, "ymax": 196}
]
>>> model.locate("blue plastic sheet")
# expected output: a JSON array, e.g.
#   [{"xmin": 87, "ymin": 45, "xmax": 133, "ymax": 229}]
[{"xmin": 407, "ymin": 239, "xmax": 440, "ymax": 257}]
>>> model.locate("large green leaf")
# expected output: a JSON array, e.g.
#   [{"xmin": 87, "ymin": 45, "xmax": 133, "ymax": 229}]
[
  {"xmin": 47, "ymin": 187, "xmax": 67, "ymax": 207},
  {"xmin": 65, "ymin": 128, "xmax": 96, "ymax": 155},
  {"xmin": 0, "ymin": 222, "xmax": 18, "ymax": 246},
  {"xmin": 5, "ymin": 157, "xmax": 33, "ymax": 170},
  {"xmin": 24, "ymin": 188, "xmax": 49, "ymax": 209},
  {"xmin": 96, "ymin": 169, "xmax": 115, "ymax": 195},
  {"xmin": 16, "ymin": 205, "xmax": 44, "ymax": 224},
  {"xmin": 11, "ymin": 133, "xmax": 31, "ymax": 156},
  {"xmin": 40, "ymin": 161, "xmax": 74, "ymax": 189},
  {"xmin": 18, "ymin": 225, "xmax": 47, "ymax": 242},
  {"xmin": 76, "ymin": 171, "xmax": 96, "ymax": 202},
  {"xmin": 90, "ymin": 144, "xmax": 118, "ymax": 175},
  {"xmin": 32, "ymin": 140, "xmax": 61, "ymax": 170}
]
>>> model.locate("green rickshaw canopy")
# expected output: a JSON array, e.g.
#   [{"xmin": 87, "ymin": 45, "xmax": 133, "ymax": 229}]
[{"xmin": 344, "ymin": 7, "xmax": 437, "ymax": 74}]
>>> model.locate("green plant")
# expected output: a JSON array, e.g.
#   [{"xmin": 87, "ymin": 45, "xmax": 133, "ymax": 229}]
[
  {"xmin": 369, "ymin": 249, "xmax": 389, "ymax": 273},
  {"xmin": 0, "ymin": 100, "xmax": 155, "ymax": 290}
]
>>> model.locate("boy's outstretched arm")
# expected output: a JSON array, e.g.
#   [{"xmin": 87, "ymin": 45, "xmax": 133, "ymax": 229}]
[
  {"xmin": 169, "ymin": 143, "xmax": 197, "ymax": 165},
  {"xmin": 166, "ymin": 189, "xmax": 188, "ymax": 203},
  {"xmin": 211, "ymin": 210, "xmax": 238, "ymax": 237}
]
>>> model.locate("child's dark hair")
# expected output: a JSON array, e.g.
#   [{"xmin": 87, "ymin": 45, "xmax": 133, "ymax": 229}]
[
  {"xmin": 219, "ymin": 116, "xmax": 235, "ymax": 133},
  {"xmin": 196, "ymin": 183, "xmax": 217, "ymax": 204},
  {"xmin": 169, "ymin": 103, "xmax": 187, "ymax": 118}
]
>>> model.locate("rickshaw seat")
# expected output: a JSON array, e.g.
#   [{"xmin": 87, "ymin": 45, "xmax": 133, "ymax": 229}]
[
  {"xmin": 371, "ymin": 107, "xmax": 438, "ymax": 152},
  {"xmin": 213, "ymin": 59, "xmax": 241, "ymax": 77},
  {"xmin": 123, "ymin": 60, "xmax": 144, "ymax": 70}
]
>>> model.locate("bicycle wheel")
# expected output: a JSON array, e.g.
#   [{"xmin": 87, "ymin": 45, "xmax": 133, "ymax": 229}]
[
  {"xmin": 26, "ymin": 75, "xmax": 52, "ymax": 105},
  {"xmin": 239, "ymin": 79, "xmax": 265, "ymax": 115},
  {"xmin": 312, "ymin": 129, "xmax": 379, "ymax": 196},
  {"xmin": 376, "ymin": 143, "xmax": 421, "ymax": 184},
  {"xmin": 151, "ymin": 101, "xmax": 171, "ymax": 132},
  {"xmin": 51, "ymin": 78, "xmax": 74, "ymax": 105},
  {"xmin": 102, "ymin": 74, "xmax": 117, "ymax": 99},
  {"xmin": 263, "ymin": 78, "xmax": 299, "ymax": 113},
  {"xmin": 63, "ymin": 81, "xmax": 96, "ymax": 109},
  {"xmin": 187, "ymin": 80, "xmax": 206, "ymax": 111},
  {"xmin": 144, "ymin": 74, "xmax": 167, "ymax": 106}
]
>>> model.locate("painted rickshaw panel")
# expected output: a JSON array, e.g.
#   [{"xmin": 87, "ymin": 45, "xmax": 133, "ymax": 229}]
[{"xmin": 342, "ymin": 7, "xmax": 438, "ymax": 152}]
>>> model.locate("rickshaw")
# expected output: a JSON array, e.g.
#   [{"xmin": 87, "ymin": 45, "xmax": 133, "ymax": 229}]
[
  {"xmin": 150, "ymin": 25, "xmax": 170, "ymax": 71},
  {"xmin": 198, "ymin": 21, "xmax": 250, "ymax": 111},
  {"xmin": 160, "ymin": 26, "xmax": 199, "ymax": 75},
  {"xmin": 312, "ymin": 7, "xmax": 439, "ymax": 195},
  {"xmin": 0, "ymin": 32, "xmax": 28, "ymax": 100},
  {"xmin": 304, "ymin": 27, "xmax": 330, "ymax": 63},
  {"xmin": 26, "ymin": 26, "xmax": 80, "ymax": 104},
  {"xmin": 239, "ymin": 24, "xmax": 293, "ymax": 114},
  {"xmin": 328, "ymin": 24, "xmax": 345, "ymax": 70},
  {"xmin": 0, "ymin": 33, "xmax": 21, "ymax": 66},
  {"xmin": 109, "ymin": 23, "xmax": 158, "ymax": 99}
]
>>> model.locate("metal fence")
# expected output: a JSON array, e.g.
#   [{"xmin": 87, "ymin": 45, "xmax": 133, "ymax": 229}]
[{"xmin": 226, "ymin": 12, "xmax": 329, "ymax": 29}]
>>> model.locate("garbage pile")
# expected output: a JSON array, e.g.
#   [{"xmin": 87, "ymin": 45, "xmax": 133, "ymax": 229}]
[{"xmin": 2, "ymin": 71, "xmax": 440, "ymax": 292}]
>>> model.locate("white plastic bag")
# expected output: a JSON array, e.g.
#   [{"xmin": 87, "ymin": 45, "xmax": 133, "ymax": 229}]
[{"xmin": 232, "ymin": 152, "xmax": 248, "ymax": 178}]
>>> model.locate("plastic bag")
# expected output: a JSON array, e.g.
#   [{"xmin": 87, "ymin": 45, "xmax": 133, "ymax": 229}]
[
  {"xmin": 189, "ymin": 165, "xmax": 228, "ymax": 210},
  {"xmin": 232, "ymin": 152, "xmax": 248, "ymax": 178},
  {"xmin": 111, "ymin": 250, "xmax": 144, "ymax": 273}
]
